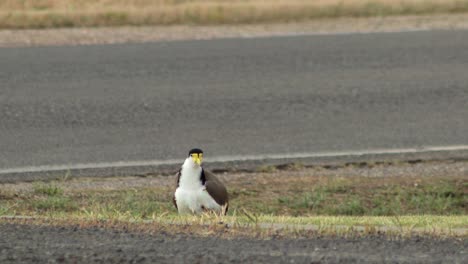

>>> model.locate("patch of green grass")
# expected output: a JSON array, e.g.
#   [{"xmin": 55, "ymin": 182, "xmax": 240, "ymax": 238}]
[
  {"xmin": 280, "ymin": 189, "xmax": 329, "ymax": 212},
  {"xmin": 333, "ymin": 197, "xmax": 366, "ymax": 215},
  {"xmin": 32, "ymin": 196, "xmax": 77, "ymax": 212},
  {"xmin": 0, "ymin": 205, "xmax": 10, "ymax": 215},
  {"xmin": 81, "ymin": 189, "xmax": 172, "ymax": 220},
  {"xmin": 370, "ymin": 193, "xmax": 403, "ymax": 216},
  {"xmin": 230, "ymin": 175, "xmax": 467, "ymax": 216},
  {"xmin": 33, "ymin": 182, "xmax": 63, "ymax": 196}
]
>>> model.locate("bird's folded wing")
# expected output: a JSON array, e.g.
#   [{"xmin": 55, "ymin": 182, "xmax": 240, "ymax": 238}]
[{"xmin": 204, "ymin": 170, "xmax": 229, "ymax": 206}]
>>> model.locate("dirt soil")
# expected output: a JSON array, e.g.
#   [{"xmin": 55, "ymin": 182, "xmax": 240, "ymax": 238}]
[{"xmin": 0, "ymin": 223, "xmax": 466, "ymax": 264}]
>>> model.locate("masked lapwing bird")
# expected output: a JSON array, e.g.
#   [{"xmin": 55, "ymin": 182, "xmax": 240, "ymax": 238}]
[{"xmin": 173, "ymin": 148, "xmax": 229, "ymax": 215}]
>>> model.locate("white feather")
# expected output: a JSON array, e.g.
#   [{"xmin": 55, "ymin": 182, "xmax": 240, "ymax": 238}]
[{"xmin": 174, "ymin": 157, "xmax": 221, "ymax": 214}]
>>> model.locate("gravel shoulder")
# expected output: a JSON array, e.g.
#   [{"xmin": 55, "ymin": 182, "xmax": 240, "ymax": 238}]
[
  {"xmin": 2, "ymin": 14, "xmax": 468, "ymax": 47},
  {"xmin": 2, "ymin": 159, "xmax": 467, "ymax": 193},
  {"xmin": 0, "ymin": 223, "xmax": 466, "ymax": 264}
]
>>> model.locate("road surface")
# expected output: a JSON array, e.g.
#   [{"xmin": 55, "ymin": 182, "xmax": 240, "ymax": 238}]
[{"xmin": 1, "ymin": 30, "xmax": 467, "ymax": 179}]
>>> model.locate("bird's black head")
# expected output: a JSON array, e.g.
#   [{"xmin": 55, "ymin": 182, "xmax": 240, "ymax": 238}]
[{"xmin": 188, "ymin": 148, "xmax": 203, "ymax": 156}]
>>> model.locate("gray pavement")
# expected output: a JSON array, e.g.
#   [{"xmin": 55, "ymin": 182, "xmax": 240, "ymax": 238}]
[
  {"xmin": 0, "ymin": 223, "xmax": 466, "ymax": 264},
  {"xmin": 1, "ymin": 30, "xmax": 467, "ymax": 179}
]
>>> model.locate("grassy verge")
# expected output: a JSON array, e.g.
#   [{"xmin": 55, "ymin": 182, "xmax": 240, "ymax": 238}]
[
  {"xmin": 1, "ymin": 165, "xmax": 466, "ymax": 238},
  {"xmin": 1, "ymin": 0, "xmax": 468, "ymax": 29}
]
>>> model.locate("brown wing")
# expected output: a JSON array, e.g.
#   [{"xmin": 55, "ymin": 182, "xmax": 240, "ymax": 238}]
[
  {"xmin": 204, "ymin": 170, "xmax": 229, "ymax": 214},
  {"xmin": 173, "ymin": 169, "xmax": 181, "ymax": 209}
]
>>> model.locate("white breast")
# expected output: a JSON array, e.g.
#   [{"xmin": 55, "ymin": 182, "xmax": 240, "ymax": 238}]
[{"xmin": 174, "ymin": 158, "xmax": 221, "ymax": 214}]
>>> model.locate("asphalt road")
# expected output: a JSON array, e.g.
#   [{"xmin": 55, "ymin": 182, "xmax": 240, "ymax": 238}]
[
  {"xmin": 1, "ymin": 224, "xmax": 466, "ymax": 264},
  {"xmin": 1, "ymin": 30, "xmax": 468, "ymax": 177}
]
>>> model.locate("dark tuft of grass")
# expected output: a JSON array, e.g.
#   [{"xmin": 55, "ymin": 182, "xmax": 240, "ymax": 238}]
[{"xmin": 32, "ymin": 196, "xmax": 77, "ymax": 212}]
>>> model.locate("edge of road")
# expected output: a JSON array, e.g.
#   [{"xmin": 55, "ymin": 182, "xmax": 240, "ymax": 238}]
[
  {"xmin": 2, "ymin": 14, "xmax": 468, "ymax": 48},
  {"xmin": 1, "ymin": 146, "xmax": 467, "ymax": 183}
]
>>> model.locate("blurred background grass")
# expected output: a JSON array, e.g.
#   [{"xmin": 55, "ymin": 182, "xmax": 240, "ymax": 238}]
[{"xmin": 1, "ymin": 0, "xmax": 468, "ymax": 29}]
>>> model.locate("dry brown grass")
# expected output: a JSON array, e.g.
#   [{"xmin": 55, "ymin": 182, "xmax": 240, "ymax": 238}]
[
  {"xmin": 1, "ymin": 215, "xmax": 466, "ymax": 239},
  {"xmin": 1, "ymin": 0, "xmax": 468, "ymax": 29}
]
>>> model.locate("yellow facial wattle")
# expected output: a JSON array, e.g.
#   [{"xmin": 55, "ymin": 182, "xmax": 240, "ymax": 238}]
[{"xmin": 191, "ymin": 153, "xmax": 203, "ymax": 165}]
